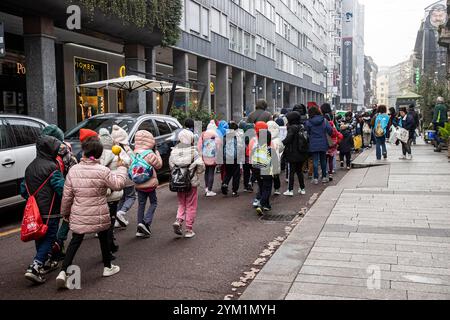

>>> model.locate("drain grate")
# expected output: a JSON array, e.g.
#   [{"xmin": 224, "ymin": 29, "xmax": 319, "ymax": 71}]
[{"xmin": 260, "ymin": 211, "xmax": 299, "ymax": 222}]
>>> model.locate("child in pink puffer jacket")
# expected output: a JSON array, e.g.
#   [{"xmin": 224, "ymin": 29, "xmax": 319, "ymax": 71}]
[{"xmin": 133, "ymin": 130, "xmax": 163, "ymax": 238}]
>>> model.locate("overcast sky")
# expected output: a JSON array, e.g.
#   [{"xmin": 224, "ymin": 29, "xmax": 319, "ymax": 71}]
[{"xmin": 360, "ymin": 0, "xmax": 440, "ymax": 68}]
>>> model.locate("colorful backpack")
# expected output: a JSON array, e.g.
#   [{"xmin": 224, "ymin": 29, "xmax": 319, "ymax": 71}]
[
  {"xmin": 375, "ymin": 119, "xmax": 385, "ymax": 137},
  {"xmin": 128, "ymin": 150, "xmax": 154, "ymax": 184},
  {"xmin": 252, "ymin": 144, "xmax": 271, "ymax": 169},
  {"xmin": 202, "ymin": 138, "xmax": 216, "ymax": 158}
]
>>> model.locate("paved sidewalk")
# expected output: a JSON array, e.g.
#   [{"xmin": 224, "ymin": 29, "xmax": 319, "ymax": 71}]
[{"xmin": 241, "ymin": 139, "xmax": 450, "ymax": 300}]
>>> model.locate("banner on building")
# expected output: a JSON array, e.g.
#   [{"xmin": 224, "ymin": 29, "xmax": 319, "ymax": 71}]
[
  {"xmin": 0, "ymin": 22, "xmax": 5, "ymax": 58},
  {"xmin": 342, "ymin": 37, "xmax": 353, "ymax": 100}
]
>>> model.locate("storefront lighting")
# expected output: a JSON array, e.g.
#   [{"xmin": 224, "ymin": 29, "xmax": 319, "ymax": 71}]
[{"xmin": 65, "ymin": 43, "xmax": 124, "ymax": 58}]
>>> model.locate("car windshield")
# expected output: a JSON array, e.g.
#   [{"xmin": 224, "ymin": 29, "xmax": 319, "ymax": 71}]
[{"xmin": 65, "ymin": 117, "xmax": 136, "ymax": 139}]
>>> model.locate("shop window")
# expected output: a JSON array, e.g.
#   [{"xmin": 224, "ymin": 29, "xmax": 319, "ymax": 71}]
[{"xmin": 75, "ymin": 57, "xmax": 109, "ymax": 123}]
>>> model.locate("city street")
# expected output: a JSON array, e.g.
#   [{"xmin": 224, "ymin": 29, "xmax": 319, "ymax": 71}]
[{"xmin": 0, "ymin": 169, "xmax": 349, "ymax": 299}]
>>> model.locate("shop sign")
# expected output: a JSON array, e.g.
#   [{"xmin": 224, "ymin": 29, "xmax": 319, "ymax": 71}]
[
  {"xmin": 75, "ymin": 60, "xmax": 95, "ymax": 72},
  {"xmin": 210, "ymin": 82, "xmax": 214, "ymax": 93},
  {"xmin": 16, "ymin": 63, "xmax": 26, "ymax": 75},
  {"xmin": 119, "ymin": 65, "xmax": 126, "ymax": 77},
  {"xmin": 0, "ymin": 22, "xmax": 5, "ymax": 58}
]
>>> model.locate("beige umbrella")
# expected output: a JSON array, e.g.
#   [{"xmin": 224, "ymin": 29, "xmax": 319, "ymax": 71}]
[{"xmin": 77, "ymin": 75, "xmax": 170, "ymax": 92}]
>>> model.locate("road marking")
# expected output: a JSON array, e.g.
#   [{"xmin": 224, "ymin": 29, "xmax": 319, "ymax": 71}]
[{"xmin": 0, "ymin": 227, "xmax": 20, "ymax": 238}]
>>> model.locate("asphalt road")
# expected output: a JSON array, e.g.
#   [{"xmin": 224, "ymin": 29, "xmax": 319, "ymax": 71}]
[{"xmin": 0, "ymin": 168, "xmax": 349, "ymax": 300}]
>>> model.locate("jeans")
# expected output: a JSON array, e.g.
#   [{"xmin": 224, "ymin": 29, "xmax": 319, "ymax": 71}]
[
  {"xmin": 176, "ymin": 187, "xmax": 198, "ymax": 230},
  {"xmin": 61, "ymin": 230, "xmax": 111, "ymax": 271},
  {"xmin": 312, "ymin": 152, "xmax": 327, "ymax": 179},
  {"xmin": 223, "ymin": 164, "xmax": 241, "ymax": 192},
  {"xmin": 204, "ymin": 165, "xmax": 216, "ymax": 191},
  {"xmin": 375, "ymin": 136, "xmax": 387, "ymax": 160},
  {"xmin": 137, "ymin": 190, "xmax": 158, "ymax": 225},
  {"xmin": 257, "ymin": 175, "xmax": 273, "ymax": 208},
  {"xmin": 402, "ymin": 138, "xmax": 413, "ymax": 156},
  {"xmin": 288, "ymin": 162, "xmax": 305, "ymax": 191},
  {"xmin": 117, "ymin": 186, "xmax": 136, "ymax": 213},
  {"xmin": 34, "ymin": 217, "xmax": 60, "ymax": 265}
]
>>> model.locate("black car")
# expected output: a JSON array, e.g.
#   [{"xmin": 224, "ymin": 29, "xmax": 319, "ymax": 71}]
[{"xmin": 64, "ymin": 114, "xmax": 182, "ymax": 174}]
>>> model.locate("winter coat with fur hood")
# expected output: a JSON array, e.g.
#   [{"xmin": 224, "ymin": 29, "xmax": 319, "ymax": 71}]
[{"xmin": 99, "ymin": 128, "xmax": 124, "ymax": 202}]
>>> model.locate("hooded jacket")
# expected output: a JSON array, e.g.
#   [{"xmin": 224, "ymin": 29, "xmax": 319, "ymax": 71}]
[
  {"xmin": 61, "ymin": 158, "xmax": 127, "ymax": 234},
  {"xmin": 282, "ymin": 113, "xmax": 309, "ymax": 163},
  {"xmin": 99, "ymin": 128, "xmax": 124, "ymax": 202},
  {"xmin": 247, "ymin": 108, "xmax": 272, "ymax": 124},
  {"xmin": 42, "ymin": 125, "xmax": 77, "ymax": 176},
  {"xmin": 267, "ymin": 121, "xmax": 284, "ymax": 174},
  {"xmin": 197, "ymin": 129, "xmax": 222, "ymax": 166},
  {"xmin": 133, "ymin": 130, "xmax": 163, "ymax": 191},
  {"xmin": 327, "ymin": 121, "xmax": 343, "ymax": 157},
  {"xmin": 169, "ymin": 145, "xmax": 205, "ymax": 188},
  {"xmin": 216, "ymin": 120, "xmax": 229, "ymax": 139},
  {"xmin": 21, "ymin": 135, "xmax": 65, "ymax": 219},
  {"xmin": 305, "ymin": 115, "xmax": 332, "ymax": 153}
]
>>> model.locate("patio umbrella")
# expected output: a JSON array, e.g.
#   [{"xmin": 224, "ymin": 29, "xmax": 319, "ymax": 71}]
[
  {"xmin": 77, "ymin": 75, "xmax": 171, "ymax": 92},
  {"xmin": 149, "ymin": 83, "xmax": 199, "ymax": 94}
]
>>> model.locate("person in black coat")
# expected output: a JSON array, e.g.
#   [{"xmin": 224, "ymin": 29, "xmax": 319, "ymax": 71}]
[
  {"xmin": 338, "ymin": 112, "xmax": 355, "ymax": 169},
  {"xmin": 282, "ymin": 111, "xmax": 309, "ymax": 196}
]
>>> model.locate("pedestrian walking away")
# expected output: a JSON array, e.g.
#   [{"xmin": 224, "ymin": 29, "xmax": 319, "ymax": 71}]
[
  {"xmin": 397, "ymin": 107, "xmax": 416, "ymax": 160},
  {"xmin": 133, "ymin": 130, "xmax": 163, "ymax": 238},
  {"xmin": 373, "ymin": 105, "xmax": 390, "ymax": 160},
  {"xmin": 431, "ymin": 97, "xmax": 449, "ymax": 152},
  {"xmin": 56, "ymin": 136, "xmax": 127, "ymax": 289},
  {"xmin": 325, "ymin": 114, "xmax": 343, "ymax": 181},
  {"xmin": 338, "ymin": 112, "xmax": 355, "ymax": 170},
  {"xmin": 222, "ymin": 121, "xmax": 244, "ymax": 196},
  {"xmin": 20, "ymin": 135, "xmax": 65, "ymax": 284},
  {"xmin": 306, "ymin": 106, "xmax": 333, "ymax": 184},
  {"xmin": 170, "ymin": 129, "xmax": 206, "ymax": 238},
  {"xmin": 198, "ymin": 121, "xmax": 222, "ymax": 196}
]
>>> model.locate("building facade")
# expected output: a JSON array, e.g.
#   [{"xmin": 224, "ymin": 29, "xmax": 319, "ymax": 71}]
[
  {"xmin": 340, "ymin": 0, "xmax": 365, "ymax": 111},
  {"xmin": 376, "ymin": 68, "xmax": 389, "ymax": 107},
  {"xmin": 364, "ymin": 55, "xmax": 378, "ymax": 107},
  {"xmin": 158, "ymin": 0, "xmax": 328, "ymax": 120}
]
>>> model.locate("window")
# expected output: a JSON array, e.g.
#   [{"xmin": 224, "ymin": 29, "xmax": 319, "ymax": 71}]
[
  {"xmin": 243, "ymin": 32, "xmax": 251, "ymax": 56},
  {"xmin": 230, "ymin": 24, "xmax": 238, "ymax": 51},
  {"xmin": 137, "ymin": 119, "xmax": 158, "ymax": 137},
  {"xmin": 8, "ymin": 119, "xmax": 43, "ymax": 147},
  {"xmin": 211, "ymin": 8, "xmax": 220, "ymax": 34},
  {"xmin": 167, "ymin": 121, "xmax": 180, "ymax": 132},
  {"xmin": 0, "ymin": 121, "xmax": 13, "ymax": 150},
  {"xmin": 179, "ymin": 0, "xmax": 186, "ymax": 30},
  {"xmin": 187, "ymin": 0, "xmax": 200, "ymax": 34},
  {"xmin": 155, "ymin": 119, "xmax": 171, "ymax": 136},
  {"xmin": 201, "ymin": 7, "xmax": 209, "ymax": 39},
  {"xmin": 221, "ymin": 13, "xmax": 228, "ymax": 37}
]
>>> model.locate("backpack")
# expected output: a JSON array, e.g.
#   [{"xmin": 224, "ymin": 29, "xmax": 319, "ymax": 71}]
[
  {"xmin": 296, "ymin": 125, "xmax": 309, "ymax": 153},
  {"xmin": 169, "ymin": 166, "xmax": 192, "ymax": 193},
  {"xmin": 20, "ymin": 172, "xmax": 56, "ymax": 242},
  {"xmin": 375, "ymin": 118, "xmax": 385, "ymax": 137},
  {"xmin": 252, "ymin": 144, "xmax": 271, "ymax": 169},
  {"xmin": 224, "ymin": 138, "xmax": 236, "ymax": 162},
  {"xmin": 202, "ymin": 138, "xmax": 216, "ymax": 159},
  {"xmin": 128, "ymin": 150, "xmax": 154, "ymax": 184}
]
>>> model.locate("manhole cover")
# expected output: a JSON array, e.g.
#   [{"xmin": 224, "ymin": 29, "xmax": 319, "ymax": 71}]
[{"xmin": 260, "ymin": 211, "xmax": 299, "ymax": 222}]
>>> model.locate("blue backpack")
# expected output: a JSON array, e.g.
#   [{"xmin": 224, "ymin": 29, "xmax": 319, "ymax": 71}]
[{"xmin": 128, "ymin": 150, "xmax": 154, "ymax": 184}]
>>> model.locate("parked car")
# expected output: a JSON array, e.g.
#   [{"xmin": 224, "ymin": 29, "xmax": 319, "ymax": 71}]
[
  {"xmin": 64, "ymin": 113, "xmax": 183, "ymax": 174},
  {"xmin": 0, "ymin": 115, "xmax": 48, "ymax": 208}
]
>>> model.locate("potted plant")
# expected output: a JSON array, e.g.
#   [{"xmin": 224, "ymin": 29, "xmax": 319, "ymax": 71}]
[{"xmin": 438, "ymin": 123, "xmax": 450, "ymax": 158}]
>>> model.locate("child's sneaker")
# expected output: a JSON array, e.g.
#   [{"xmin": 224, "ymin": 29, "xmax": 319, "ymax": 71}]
[
  {"xmin": 206, "ymin": 191, "xmax": 217, "ymax": 197},
  {"xmin": 56, "ymin": 271, "xmax": 67, "ymax": 289},
  {"xmin": 136, "ymin": 227, "xmax": 146, "ymax": 238},
  {"xmin": 185, "ymin": 230, "xmax": 196, "ymax": 238},
  {"xmin": 173, "ymin": 219, "xmax": 183, "ymax": 236},
  {"xmin": 232, "ymin": 192, "xmax": 239, "ymax": 197},
  {"xmin": 283, "ymin": 190, "xmax": 294, "ymax": 197},
  {"xmin": 137, "ymin": 223, "xmax": 151, "ymax": 237},
  {"xmin": 252, "ymin": 199, "xmax": 260, "ymax": 208},
  {"xmin": 25, "ymin": 263, "xmax": 45, "ymax": 284},
  {"xmin": 41, "ymin": 259, "xmax": 60, "ymax": 275},
  {"xmin": 299, "ymin": 189, "xmax": 306, "ymax": 195},
  {"xmin": 255, "ymin": 207, "xmax": 264, "ymax": 216},
  {"xmin": 116, "ymin": 211, "xmax": 129, "ymax": 227},
  {"xmin": 103, "ymin": 265, "xmax": 120, "ymax": 277},
  {"xmin": 221, "ymin": 184, "xmax": 228, "ymax": 195},
  {"xmin": 263, "ymin": 206, "xmax": 272, "ymax": 212},
  {"xmin": 328, "ymin": 174, "xmax": 333, "ymax": 182},
  {"xmin": 313, "ymin": 179, "xmax": 319, "ymax": 185}
]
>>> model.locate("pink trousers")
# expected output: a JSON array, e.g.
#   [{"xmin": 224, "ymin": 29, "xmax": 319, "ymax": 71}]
[{"xmin": 176, "ymin": 187, "xmax": 198, "ymax": 230}]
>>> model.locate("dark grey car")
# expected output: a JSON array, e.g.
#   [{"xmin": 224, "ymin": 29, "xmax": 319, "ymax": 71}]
[{"xmin": 64, "ymin": 114, "xmax": 182, "ymax": 174}]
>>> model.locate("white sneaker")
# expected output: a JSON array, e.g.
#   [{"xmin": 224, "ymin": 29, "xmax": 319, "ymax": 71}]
[
  {"xmin": 274, "ymin": 190, "xmax": 281, "ymax": 195},
  {"xmin": 283, "ymin": 190, "xmax": 294, "ymax": 197},
  {"xmin": 116, "ymin": 211, "xmax": 129, "ymax": 227},
  {"xmin": 299, "ymin": 189, "xmax": 306, "ymax": 195},
  {"xmin": 103, "ymin": 265, "xmax": 120, "ymax": 277},
  {"xmin": 185, "ymin": 230, "xmax": 196, "ymax": 238},
  {"xmin": 56, "ymin": 271, "xmax": 67, "ymax": 289},
  {"xmin": 114, "ymin": 220, "xmax": 121, "ymax": 228},
  {"xmin": 204, "ymin": 188, "xmax": 209, "ymax": 195},
  {"xmin": 206, "ymin": 191, "xmax": 217, "ymax": 197},
  {"xmin": 406, "ymin": 154, "xmax": 413, "ymax": 160},
  {"xmin": 313, "ymin": 179, "xmax": 319, "ymax": 185},
  {"xmin": 252, "ymin": 199, "xmax": 260, "ymax": 208}
]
